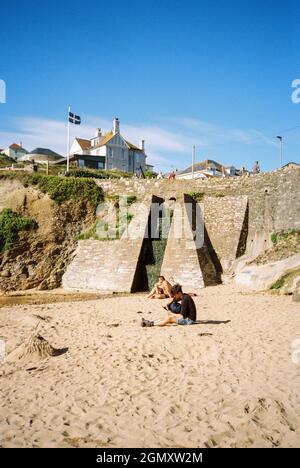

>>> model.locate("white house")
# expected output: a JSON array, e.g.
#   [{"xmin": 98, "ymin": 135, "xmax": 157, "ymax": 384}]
[
  {"xmin": 4, "ymin": 143, "xmax": 28, "ymax": 159},
  {"xmin": 69, "ymin": 118, "xmax": 148, "ymax": 173},
  {"xmin": 176, "ymin": 159, "xmax": 239, "ymax": 179}
]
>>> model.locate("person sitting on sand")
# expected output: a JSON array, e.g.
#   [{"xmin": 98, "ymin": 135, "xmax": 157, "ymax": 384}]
[
  {"xmin": 147, "ymin": 276, "xmax": 172, "ymax": 299},
  {"xmin": 142, "ymin": 283, "xmax": 196, "ymax": 327}
]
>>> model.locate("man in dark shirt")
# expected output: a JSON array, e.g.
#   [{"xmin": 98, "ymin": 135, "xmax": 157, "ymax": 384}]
[{"xmin": 142, "ymin": 284, "xmax": 197, "ymax": 327}]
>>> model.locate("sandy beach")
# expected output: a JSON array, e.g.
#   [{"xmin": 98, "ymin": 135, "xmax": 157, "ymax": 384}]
[{"xmin": 0, "ymin": 284, "xmax": 299, "ymax": 448}]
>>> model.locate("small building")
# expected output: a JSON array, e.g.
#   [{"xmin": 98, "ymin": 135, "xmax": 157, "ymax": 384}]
[
  {"xmin": 4, "ymin": 143, "xmax": 27, "ymax": 159},
  {"xmin": 69, "ymin": 118, "xmax": 148, "ymax": 173},
  {"xmin": 176, "ymin": 160, "xmax": 225, "ymax": 179},
  {"xmin": 20, "ymin": 148, "xmax": 63, "ymax": 163},
  {"xmin": 176, "ymin": 159, "xmax": 240, "ymax": 179},
  {"xmin": 145, "ymin": 163, "xmax": 155, "ymax": 172},
  {"xmin": 224, "ymin": 165, "xmax": 240, "ymax": 177},
  {"xmin": 282, "ymin": 162, "xmax": 300, "ymax": 170}
]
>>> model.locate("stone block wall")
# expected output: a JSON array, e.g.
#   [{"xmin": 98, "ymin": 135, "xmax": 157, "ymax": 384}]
[
  {"xmin": 161, "ymin": 197, "xmax": 206, "ymax": 289},
  {"xmin": 96, "ymin": 167, "xmax": 300, "ymax": 256},
  {"xmin": 62, "ymin": 198, "xmax": 152, "ymax": 292},
  {"xmin": 203, "ymin": 196, "xmax": 248, "ymax": 271},
  {"xmin": 63, "ymin": 167, "xmax": 299, "ymax": 292}
]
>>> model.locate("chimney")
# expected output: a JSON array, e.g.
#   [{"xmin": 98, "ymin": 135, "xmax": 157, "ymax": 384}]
[
  {"xmin": 95, "ymin": 128, "xmax": 102, "ymax": 138},
  {"xmin": 20, "ymin": 142, "xmax": 22, "ymax": 148},
  {"xmin": 139, "ymin": 140, "xmax": 145, "ymax": 152},
  {"xmin": 113, "ymin": 117, "xmax": 120, "ymax": 135}
]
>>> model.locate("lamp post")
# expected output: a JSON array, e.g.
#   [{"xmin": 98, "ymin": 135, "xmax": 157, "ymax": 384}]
[
  {"xmin": 276, "ymin": 136, "xmax": 283, "ymax": 167},
  {"xmin": 192, "ymin": 145, "xmax": 195, "ymax": 179}
]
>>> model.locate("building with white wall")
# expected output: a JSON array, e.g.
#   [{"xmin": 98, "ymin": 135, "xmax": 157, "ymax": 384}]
[
  {"xmin": 69, "ymin": 118, "xmax": 148, "ymax": 173},
  {"xmin": 4, "ymin": 143, "xmax": 28, "ymax": 159},
  {"xmin": 176, "ymin": 159, "xmax": 239, "ymax": 179}
]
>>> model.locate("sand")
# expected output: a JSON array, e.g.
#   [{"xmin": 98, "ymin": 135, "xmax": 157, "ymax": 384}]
[{"xmin": 0, "ymin": 284, "xmax": 299, "ymax": 448}]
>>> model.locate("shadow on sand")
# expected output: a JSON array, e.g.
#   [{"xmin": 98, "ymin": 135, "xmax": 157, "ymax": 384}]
[{"xmin": 194, "ymin": 320, "xmax": 231, "ymax": 325}]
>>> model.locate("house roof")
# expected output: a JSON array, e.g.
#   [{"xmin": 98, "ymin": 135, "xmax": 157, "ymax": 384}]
[
  {"xmin": 125, "ymin": 140, "xmax": 143, "ymax": 151},
  {"xmin": 76, "ymin": 130, "xmax": 145, "ymax": 153},
  {"xmin": 29, "ymin": 148, "xmax": 62, "ymax": 158},
  {"xmin": 9, "ymin": 143, "xmax": 27, "ymax": 151},
  {"xmin": 92, "ymin": 131, "xmax": 114, "ymax": 148},
  {"xmin": 282, "ymin": 162, "xmax": 300, "ymax": 168},
  {"xmin": 178, "ymin": 159, "xmax": 224, "ymax": 175},
  {"xmin": 75, "ymin": 138, "xmax": 90, "ymax": 150}
]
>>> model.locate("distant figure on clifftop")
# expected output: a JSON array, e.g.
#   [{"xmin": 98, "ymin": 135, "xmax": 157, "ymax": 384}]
[{"xmin": 252, "ymin": 161, "xmax": 260, "ymax": 174}]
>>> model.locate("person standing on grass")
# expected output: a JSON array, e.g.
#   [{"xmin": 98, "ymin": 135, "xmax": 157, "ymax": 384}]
[
  {"xmin": 252, "ymin": 161, "xmax": 260, "ymax": 174},
  {"xmin": 142, "ymin": 283, "xmax": 197, "ymax": 327}
]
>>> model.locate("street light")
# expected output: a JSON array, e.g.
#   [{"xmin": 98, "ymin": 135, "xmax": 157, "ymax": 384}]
[
  {"xmin": 192, "ymin": 145, "xmax": 195, "ymax": 179},
  {"xmin": 276, "ymin": 136, "xmax": 283, "ymax": 167}
]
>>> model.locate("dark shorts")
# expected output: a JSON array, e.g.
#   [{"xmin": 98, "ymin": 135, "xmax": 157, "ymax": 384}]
[{"xmin": 168, "ymin": 301, "xmax": 181, "ymax": 314}]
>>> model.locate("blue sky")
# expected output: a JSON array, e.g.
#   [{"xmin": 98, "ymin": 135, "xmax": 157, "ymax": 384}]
[{"xmin": 0, "ymin": 0, "xmax": 299, "ymax": 171}]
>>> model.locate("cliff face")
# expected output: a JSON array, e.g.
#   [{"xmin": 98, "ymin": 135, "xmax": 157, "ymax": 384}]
[{"xmin": 0, "ymin": 179, "xmax": 97, "ymax": 292}]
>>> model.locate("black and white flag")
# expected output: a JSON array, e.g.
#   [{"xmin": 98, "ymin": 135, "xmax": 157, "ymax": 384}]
[{"xmin": 68, "ymin": 112, "xmax": 81, "ymax": 125}]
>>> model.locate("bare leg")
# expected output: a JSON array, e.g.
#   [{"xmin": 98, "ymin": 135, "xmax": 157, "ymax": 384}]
[
  {"xmin": 152, "ymin": 293, "xmax": 167, "ymax": 299},
  {"xmin": 147, "ymin": 287, "xmax": 156, "ymax": 299},
  {"xmin": 147, "ymin": 284, "xmax": 162, "ymax": 299},
  {"xmin": 147, "ymin": 285, "xmax": 159, "ymax": 299},
  {"xmin": 155, "ymin": 314, "xmax": 182, "ymax": 327}
]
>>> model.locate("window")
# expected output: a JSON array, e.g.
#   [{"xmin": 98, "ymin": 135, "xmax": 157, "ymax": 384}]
[{"xmin": 122, "ymin": 149, "xmax": 125, "ymax": 160}]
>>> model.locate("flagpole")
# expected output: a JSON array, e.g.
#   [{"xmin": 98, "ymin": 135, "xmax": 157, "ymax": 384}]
[{"xmin": 67, "ymin": 105, "xmax": 71, "ymax": 173}]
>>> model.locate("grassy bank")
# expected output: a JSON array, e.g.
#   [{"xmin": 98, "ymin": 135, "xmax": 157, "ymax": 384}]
[
  {"xmin": 0, "ymin": 172, "xmax": 104, "ymax": 207},
  {"xmin": 0, "ymin": 208, "xmax": 38, "ymax": 252}
]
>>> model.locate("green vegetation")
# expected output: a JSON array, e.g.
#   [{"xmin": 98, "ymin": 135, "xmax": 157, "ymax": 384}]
[
  {"xmin": 141, "ymin": 207, "xmax": 174, "ymax": 290},
  {"xmin": 77, "ymin": 195, "xmax": 136, "ymax": 241},
  {"xmin": 105, "ymin": 194, "xmax": 136, "ymax": 207},
  {"xmin": 270, "ymin": 276, "xmax": 287, "ymax": 290},
  {"xmin": 271, "ymin": 229, "xmax": 300, "ymax": 245},
  {"xmin": 145, "ymin": 238, "xmax": 168, "ymax": 290},
  {"xmin": 0, "ymin": 172, "xmax": 104, "ymax": 207},
  {"xmin": 186, "ymin": 191, "xmax": 225, "ymax": 201},
  {"xmin": 271, "ymin": 232, "xmax": 278, "ymax": 244},
  {"xmin": 144, "ymin": 170, "xmax": 158, "ymax": 179},
  {"xmin": 123, "ymin": 195, "xmax": 136, "ymax": 206},
  {"xmin": 77, "ymin": 213, "xmax": 133, "ymax": 241},
  {"xmin": 187, "ymin": 191, "xmax": 205, "ymax": 202},
  {"xmin": 270, "ymin": 268, "xmax": 300, "ymax": 291},
  {"xmin": 0, "ymin": 208, "xmax": 38, "ymax": 252},
  {"xmin": 76, "ymin": 221, "xmax": 99, "ymax": 241},
  {"xmin": 68, "ymin": 168, "xmax": 133, "ymax": 179},
  {"xmin": 0, "ymin": 153, "xmax": 15, "ymax": 167}
]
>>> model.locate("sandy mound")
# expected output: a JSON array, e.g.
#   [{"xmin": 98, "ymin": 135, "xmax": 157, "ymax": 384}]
[{"xmin": 7, "ymin": 334, "xmax": 67, "ymax": 363}]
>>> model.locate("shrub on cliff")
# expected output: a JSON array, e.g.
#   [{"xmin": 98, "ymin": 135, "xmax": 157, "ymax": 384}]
[
  {"xmin": 68, "ymin": 168, "xmax": 132, "ymax": 179},
  {"xmin": 0, "ymin": 173, "xmax": 104, "ymax": 207},
  {"xmin": 0, "ymin": 208, "xmax": 38, "ymax": 252}
]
